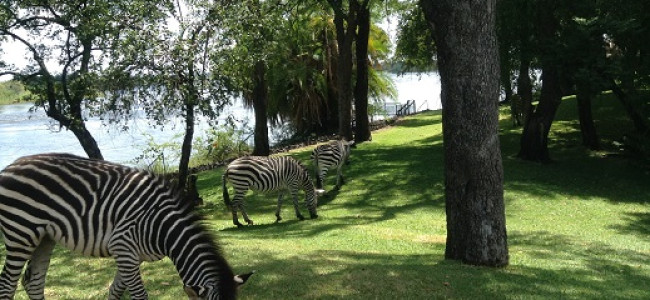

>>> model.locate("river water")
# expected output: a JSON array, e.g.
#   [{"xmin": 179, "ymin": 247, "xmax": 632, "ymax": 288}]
[{"xmin": 0, "ymin": 72, "xmax": 440, "ymax": 169}]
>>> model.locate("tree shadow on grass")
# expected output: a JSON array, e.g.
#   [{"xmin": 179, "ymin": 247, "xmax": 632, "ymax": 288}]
[
  {"xmin": 609, "ymin": 212, "xmax": 650, "ymax": 240},
  {"xmin": 233, "ymin": 230, "xmax": 650, "ymax": 300},
  {"xmin": 0, "ymin": 243, "xmax": 186, "ymax": 299}
]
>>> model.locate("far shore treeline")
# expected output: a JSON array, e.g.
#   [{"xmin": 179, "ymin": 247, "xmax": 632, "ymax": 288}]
[{"xmin": 0, "ymin": 80, "xmax": 28, "ymax": 105}]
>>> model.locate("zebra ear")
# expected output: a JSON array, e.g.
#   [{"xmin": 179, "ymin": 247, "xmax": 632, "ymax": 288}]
[
  {"xmin": 234, "ymin": 271, "xmax": 255, "ymax": 286},
  {"xmin": 347, "ymin": 140, "xmax": 356, "ymax": 148}
]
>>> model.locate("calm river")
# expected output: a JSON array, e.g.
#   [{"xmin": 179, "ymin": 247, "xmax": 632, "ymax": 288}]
[{"xmin": 0, "ymin": 72, "xmax": 441, "ymax": 169}]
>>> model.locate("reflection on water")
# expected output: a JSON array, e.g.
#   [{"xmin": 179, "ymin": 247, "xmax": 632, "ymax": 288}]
[{"xmin": 0, "ymin": 72, "xmax": 441, "ymax": 170}]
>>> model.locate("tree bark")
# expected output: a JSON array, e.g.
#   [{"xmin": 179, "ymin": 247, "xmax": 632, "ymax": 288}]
[
  {"xmin": 517, "ymin": 2, "xmax": 562, "ymax": 163},
  {"xmin": 517, "ymin": 57, "xmax": 533, "ymax": 124},
  {"xmin": 329, "ymin": 0, "xmax": 358, "ymax": 141},
  {"xmin": 178, "ymin": 100, "xmax": 195, "ymax": 191},
  {"xmin": 46, "ymin": 38, "xmax": 104, "ymax": 160},
  {"xmin": 576, "ymin": 84, "xmax": 600, "ymax": 150},
  {"xmin": 421, "ymin": 0, "xmax": 509, "ymax": 267},
  {"xmin": 252, "ymin": 60, "xmax": 270, "ymax": 156},
  {"xmin": 353, "ymin": 4, "xmax": 371, "ymax": 143},
  {"xmin": 177, "ymin": 57, "xmax": 198, "ymax": 193}
]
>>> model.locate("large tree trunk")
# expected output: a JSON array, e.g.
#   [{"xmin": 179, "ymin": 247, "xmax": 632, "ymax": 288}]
[
  {"xmin": 518, "ymin": 65, "xmax": 562, "ymax": 162},
  {"xmin": 353, "ymin": 4, "xmax": 371, "ymax": 143},
  {"xmin": 517, "ymin": 57, "xmax": 534, "ymax": 124},
  {"xmin": 329, "ymin": 0, "xmax": 358, "ymax": 141},
  {"xmin": 576, "ymin": 84, "xmax": 600, "ymax": 150},
  {"xmin": 518, "ymin": 2, "xmax": 562, "ymax": 162},
  {"xmin": 252, "ymin": 60, "xmax": 270, "ymax": 156},
  {"xmin": 421, "ymin": 0, "xmax": 509, "ymax": 267}
]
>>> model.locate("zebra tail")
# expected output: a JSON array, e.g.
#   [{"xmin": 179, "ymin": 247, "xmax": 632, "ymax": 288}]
[{"xmin": 222, "ymin": 173, "xmax": 232, "ymax": 208}]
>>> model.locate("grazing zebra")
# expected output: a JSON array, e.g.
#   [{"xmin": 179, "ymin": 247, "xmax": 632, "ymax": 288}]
[
  {"xmin": 311, "ymin": 140, "xmax": 355, "ymax": 191},
  {"xmin": 0, "ymin": 153, "xmax": 252, "ymax": 300},
  {"xmin": 222, "ymin": 156, "xmax": 321, "ymax": 227}
]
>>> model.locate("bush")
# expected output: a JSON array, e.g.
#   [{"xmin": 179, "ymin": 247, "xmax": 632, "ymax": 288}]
[{"xmin": 193, "ymin": 125, "xmax": 251, "ymax": 165}]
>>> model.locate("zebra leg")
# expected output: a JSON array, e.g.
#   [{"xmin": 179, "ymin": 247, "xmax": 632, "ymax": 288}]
[
  {"xmin": 335, "ymin": 165, "xmax": 345, "ymax": 190},
  {"xmin": 234, "ymin": 191, "xmax": 254, "ymax": 226},
  {"xmin": 110, "ymin": 253, "xmax": 147, "ymax": 300},
  {"xmin": 230, "ymin": 190, "xmax": 245, "ymax": 227},
  {"xmin": 0, "ymin": 239, "xmax": 36, "ymax": 299},
  {"xmin": 290, "ymin": 189, "xmax": 305, "ymax": 221},
  {"xmin": 108, "ymin": 271, "xmax": 127, "ymax": 300},
  {"xmin": 22, "ymin": 237, "xmax": 56, "ymax": 300},
  {"xmin": 275, "ymin": 192, "xmax": 284, "ymax": 222}
]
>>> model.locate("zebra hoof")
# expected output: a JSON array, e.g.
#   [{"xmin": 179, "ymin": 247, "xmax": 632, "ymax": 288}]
[
  {"xmin": 297, "ymin": 215, "xmax": 305, "ymax": 221},
  {"xmin": 235, "ymin": 222, "xmax": 244, "ymax": 228},
  {"xmin": 246, "ymin": 220, "xmax": 254, "ymax": 226},
  {"xmin": 310, "ymin": 213, "xmax": 318, "ymax": 219},
  {"xmin": 275, "ymin": 216, "xmax": 282, "ymax": 223}
]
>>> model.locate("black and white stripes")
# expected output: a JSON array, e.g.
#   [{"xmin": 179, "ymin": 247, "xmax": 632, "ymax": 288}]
[
  {"xmin": 311, "ymin": 140, "xmax": 355, "ymax": 191},
  {"xmin": 222, "ymin": 156, "xmax": 320, "ymax": 227},
  {"xmin": 0, "ymin": 153, "xmax": 251, "ymax": 300}
]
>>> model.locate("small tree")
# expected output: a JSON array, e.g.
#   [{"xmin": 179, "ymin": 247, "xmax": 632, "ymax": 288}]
[
  {"xmin": 0, "ymin": 0, "xmax": 168, "ymax": 159},
  {"xmin": 102, "ymin": 0, "xmax": 233, "ymax": 188}
]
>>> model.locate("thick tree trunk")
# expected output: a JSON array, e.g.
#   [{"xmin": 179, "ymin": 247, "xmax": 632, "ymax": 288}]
[
  {"xmin": 518, "ymin": 65, "xmax": 562, "ymax": 162},
  {"xmin": 252, "ymin": 60, "xmax": 270, "ymax": 156},
  {"xmin": 517, "ymin": 58, "xmax": 534, "ymax": 124},
  {"xmin": 421, "ymin": 0, "xmax": 509, "ymax": 267},
  {"xmin": 576, "ymin": 85, "xmax": 600, "ymax": 150},
  {"xmin": 329, "ymin": 0, "xmax": 357, "ymax": 141},
  {"xmin": 518, "ymin": 2, "xmax": 562, "ymax": 162},
  {"xmin": 354, "ymin": 4, "xmax": 371, "ymax": 143}
]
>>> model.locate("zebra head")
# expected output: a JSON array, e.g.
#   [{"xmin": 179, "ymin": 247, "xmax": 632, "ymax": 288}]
[{"xmin": 184, "ymin": 271, "xmax": 254, "ymax": 299}]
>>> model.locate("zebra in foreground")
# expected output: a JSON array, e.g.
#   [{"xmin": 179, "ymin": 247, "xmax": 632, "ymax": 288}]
[
  {"xmin": 0, "ymin": 153, "xmax": 252, "ymax": 300},
  {"xmin": 311, "ymin": 140, "xmax": 355, "ymax": 191},
  {"xmin": 222, "ymin": 156, "xmax": 322, "ymax": 227}
]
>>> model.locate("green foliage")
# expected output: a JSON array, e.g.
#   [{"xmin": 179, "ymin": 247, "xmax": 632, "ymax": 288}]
[
  {"xmin": 392, "ymin": 1, "xmax": 437, "ymax": 73},
  {"xmin": 193, "ymin": 125, "xmax": 252, "ymax": 164},
  {"xmin": 0, "ymin": 80, "xmax": 28, "ymax": 105},
  {"xmin": 131, "ymin": 133, "xmax": 183, "ymax": 173}
]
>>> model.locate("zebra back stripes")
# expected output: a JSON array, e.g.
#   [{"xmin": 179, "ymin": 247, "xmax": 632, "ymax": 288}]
[
  {"xmin": 222, "ymin": 156, "xmax": 319, "ymax": 227},
  {"xmin": 311, "ymin": 140, "xmax": 354, "ymax": 190},
  {"xmin": 0, "ymin": 153, "xmax": 251, "ymax": 299}
]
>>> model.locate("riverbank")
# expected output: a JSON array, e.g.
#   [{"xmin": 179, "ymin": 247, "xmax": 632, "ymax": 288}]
[{"xmin": 0, "ymin": 72, "xmax": 442, "ymax": 169}]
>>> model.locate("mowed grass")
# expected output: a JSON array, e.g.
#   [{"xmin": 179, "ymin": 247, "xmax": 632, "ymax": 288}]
[{"xmin": 1, "ymin": 93, "xmax": 650, "ymax": 299}]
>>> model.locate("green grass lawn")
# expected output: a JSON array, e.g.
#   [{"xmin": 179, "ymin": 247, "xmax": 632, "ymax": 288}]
[{"xmin": 2, "ymin": 93, "xmax": 649, "ymax": 299}]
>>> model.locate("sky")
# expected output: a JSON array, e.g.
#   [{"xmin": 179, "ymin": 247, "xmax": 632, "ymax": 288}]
[{"xmin": 1, "ymin": 39, "xmax": 30, "ymax": 81}]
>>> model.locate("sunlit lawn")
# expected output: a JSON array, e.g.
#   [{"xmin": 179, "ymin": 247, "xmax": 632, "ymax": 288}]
[{"xmin": 1, "ymin": 93, "xmax": 649, "ymax": 299}]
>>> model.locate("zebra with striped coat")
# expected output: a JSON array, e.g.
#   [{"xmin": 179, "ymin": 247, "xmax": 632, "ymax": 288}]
[
  {"xmin": 222, "ymin": 156, "xmax": 322, "ymax": 227},
  {"xmin": 0, "ymin": 153, "xmax": 252, "ymax": 300},
  {"xmin": 311, "ymin": 140, "xmax": 355, "ymax": 191}
]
